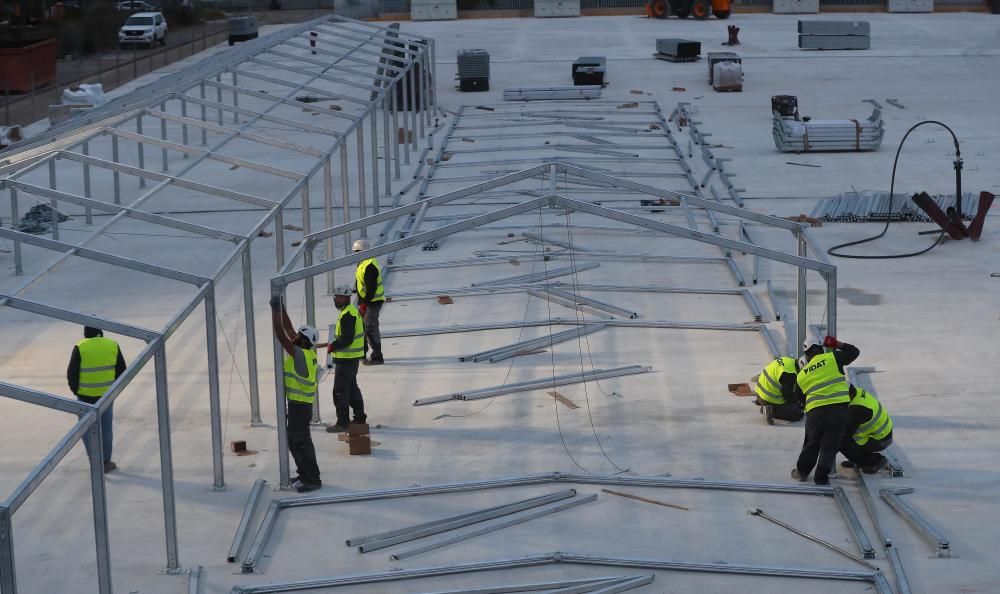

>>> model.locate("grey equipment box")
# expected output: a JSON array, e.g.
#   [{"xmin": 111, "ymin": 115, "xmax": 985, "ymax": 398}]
[
  {"xmin": 888, "ymin": 0, "xmax": 932, "ymax": 12},
  {"xmin": 656, "ymin": 38, "xmax": 701, "ymax": 58},
  {"xmin": 227, "ymin": 16, "xmax": 258, "ymax": 46},
  {"xmin": 773, "ymin": 0, "xmax": 818, "ymax": 13},
  {"xmin": 798, "ymin": 35, "xmax": 870, "ymax": 50},
  {"xmin": 797, "ymin": 20, "xmax": 870, "ymax": 35}
]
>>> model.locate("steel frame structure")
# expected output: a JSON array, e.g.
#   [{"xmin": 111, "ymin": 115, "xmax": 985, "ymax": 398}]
[
  {"xmin": 0, "ymin": 15, "xmax": 436, "ymax": 594},
  {"xmin": 272, "ymin": 162, "xmax": 837, "ymax": 487},
  {"xmin": 236, "ymin": 472, "xmax": 879, "ymax": 585}
]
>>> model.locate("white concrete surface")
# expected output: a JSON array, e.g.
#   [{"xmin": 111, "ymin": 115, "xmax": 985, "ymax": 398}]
[{"xmin": 0, "ymin": 12, "xmax": 998, "ymax": 594}]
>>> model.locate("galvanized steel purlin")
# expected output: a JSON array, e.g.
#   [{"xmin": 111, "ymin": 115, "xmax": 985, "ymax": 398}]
[{"xmin": 0, "ymin": 15, "xmax": 431, "ymax": 591}]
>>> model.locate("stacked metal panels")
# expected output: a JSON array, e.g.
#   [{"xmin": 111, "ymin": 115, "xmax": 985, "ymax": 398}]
[
  {"xmin": 654, "ymin": 39, "xmax": 701, "ymax": 62},
  {"xmin": 798, "ymin": 20, "xmax": 871, "ymax": 50},
  {"xmin": 503, "ymin": 86, "xmax": 603, "ymax": 101},
  {"xmin": 810, "ymin": 191, "xmax": 981, "ymax": 223},
  {"xmin": 772, "ymin": 108, "xmax": 884, "ymax": 152}
]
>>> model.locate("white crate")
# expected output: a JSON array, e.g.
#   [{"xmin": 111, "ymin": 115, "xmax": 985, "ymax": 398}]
[
  {"xmin": 888, "ymin": 0, "xmax": 932, "ymax": 12},
  {"xmin": 774, "ymin": 0, "xmax": 818, "ymax": 13},
  {"xmin": 534, "ymin": 0, "xmax": 581, "ymax": 17}
]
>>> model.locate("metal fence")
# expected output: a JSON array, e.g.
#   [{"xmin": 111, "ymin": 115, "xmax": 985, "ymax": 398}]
[{"xmin": 2, "ymin": 23, "xmax": 229, "ymax": 129}]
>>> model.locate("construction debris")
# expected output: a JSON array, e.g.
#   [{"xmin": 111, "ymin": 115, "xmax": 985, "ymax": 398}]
[
  {"xmin": 618, "ymin": 102, "xmax": 640, "ymax": 109},
  {"xmin": 602, "ymin": 489, "xmax": 689, "ymax": 511},
  {"xmin": 672, "ymin": 87, "xmax": 686, "ymax": 92},
  {"xmin": 783, "ymin": 214, "xmax": 823, "ymax": 227},
  {"xmin": 886, "ymin": 98, "xmax": 905, "ymax": 109},
  {"xmin": 16, "ymin": 204, "xmax": 69, "ymax": 234},
  {"xmin": 548, "ymin": 391, "xmax": 580, "ymax": 409},
  {"xmin": 437, "ymin": 295, "xmax": 453, "ymax": 304},
  {"xmin": 257, "ymin": 230, "xmax": 273, "ymax": 237},
  {"xmin": 282, "ymin": 224, "xmax": 303, "ymax": 231},
  {"xmin": 786, "ymin": 161, "xmax": 822, "ymax": 168},
  {"xmin": 728, "ymin": 383, "xmax": 753, "ymax": 396}
]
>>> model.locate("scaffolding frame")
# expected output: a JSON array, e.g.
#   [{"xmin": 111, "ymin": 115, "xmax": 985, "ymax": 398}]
[
  {"xmin": 272, "ymin": 163, "xmax": 837, "ymax": 489},
  {"xmin": 0, "ymin": 15, "xmax": 435, "ymax": 594}
]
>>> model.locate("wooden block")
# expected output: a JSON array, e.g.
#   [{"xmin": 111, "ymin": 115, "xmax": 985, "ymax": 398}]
[
  {"xmin": 437, "ymin": 295, "xmax": 454, "ymax": 305},
  {"xmin": 728, "ymin": 383, "xmax": 753, "ymax": 396},
  {"xmin": 349, "ymin": 435, "xmax": 372, "ymax": 455},
  {"xmin": 337, "ymin": 433, "xmax": 350, "ymax": 442},
  {"xmin": 348, "ymin": 423, "xmax": 369, "ymax": 437},
  {"xmin": 230, "ymin": 440, "xmax": 247, "ymax": 453}
]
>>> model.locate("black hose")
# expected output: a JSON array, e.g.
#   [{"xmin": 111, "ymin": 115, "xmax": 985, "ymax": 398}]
[{"xmin": 827, "ymin": 120, "xmax": 960, "ymax": 259}]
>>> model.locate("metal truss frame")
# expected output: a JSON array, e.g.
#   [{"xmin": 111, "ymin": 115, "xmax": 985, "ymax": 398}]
[
  {"xmin": 236, "ymin": 472, "xmax": 879, "ymax": 588},
  {"xmin": 0, "ymin": 14, "xmax": 436, "ymax": 594},
  {"xmin": 271, "ymin": 162, "xmax": 837, "ymax": 489}
]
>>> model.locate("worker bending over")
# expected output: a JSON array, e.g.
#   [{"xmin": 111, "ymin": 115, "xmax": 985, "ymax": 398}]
[
  {"xmin": 270, "ymin": 296, "xmax": 322, "ymax": 493},
  {"xmin": 353, "ymin": 239, "xmax": 386, "ymax": 366},
  {"xmin": 325, "ymin": 286, "xmax": 367, "ymax": 433},
  {"xmin": 840, "ymin": 387, "xmax": 893, "ymax": 474},
  {"xmin": 67, "ymin": 326, "xmax": 126, "ymax": 473},
  {"xmin": 753, "ymin": 356, "xmax": 803, "ymax": 424},
  {"xmin": 791, "ymin": 336, "xmax": 860, "ymax": 485}
]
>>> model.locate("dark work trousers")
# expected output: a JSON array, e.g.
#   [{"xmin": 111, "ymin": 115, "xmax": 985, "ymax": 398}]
[
  {"xmin": 796, "ymin": 403, "xmax": 848, "ymax": 483},
  {"xmin": 78, "ymin": 395, "xmax": 114, "ymax": 463},
  {"xmin": 841, "ymin": 431, "xmax": 893, "ymax": 468},
  {"xmin": 771, "ymin": 401, "xmax": 804, "ymax": 423},
  {"xmin": 286, "ymin": 400, "xmax": 320, "ymax": 485},
  {"xmin": 363, "ymin": 301, "xmax": 383, "ymax": 357},
  {"xmin": 332, "ymin": 358, "xmax": 366, "ymax": 426}
]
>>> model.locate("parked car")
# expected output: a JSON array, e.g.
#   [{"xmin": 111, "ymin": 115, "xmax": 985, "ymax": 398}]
[
  {"xmin": 118, "ymin": 12, "xmax": 168, "ymax": 49},
  {"xmin": 117, "ymin": 1, "xmax": 158, "ymax": 12}
]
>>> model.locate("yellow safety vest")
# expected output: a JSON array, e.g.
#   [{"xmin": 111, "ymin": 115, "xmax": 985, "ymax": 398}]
[
  {"xmin": 756, "ymin": 356, "xmax": 797, "ymax": 405},
  {"xmin": 283, "ymin": 348, "xmax": 318, "ymax": 404},
  {"xmin": 850, "ymin": 388, "xmax": 893, "ymax": 445},
  {"xmin": 332, "ymin": 304, "xmax": 365, "ymax": 360},
  {"xmin": 796, "ymin": 352, "xmax": 851, "ymax": 413},
  {"xmin": 356, "ymin": 258, "xmax": 385, "ymax": 302},
  {"xmin": 76, "ymin": 337, "xmax": 120, "ymax": 398}
]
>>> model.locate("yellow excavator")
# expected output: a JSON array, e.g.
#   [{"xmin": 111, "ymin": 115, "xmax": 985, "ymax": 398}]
[{"xmin": 645, "ymin": 0, "xmax": 732, "ymax": 19}]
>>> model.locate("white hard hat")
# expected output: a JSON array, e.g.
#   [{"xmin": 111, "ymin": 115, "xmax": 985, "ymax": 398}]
[
  {"xmin": 352, "ymin": 239, "xmax": 370, "ymax": 252},
  {"xmin": 297, "ymin": 325, "xmax": 319, "ymax": 346},
  {"xmin": 333, "ymin": 285, "xmax": 354, "ymax": 297}
]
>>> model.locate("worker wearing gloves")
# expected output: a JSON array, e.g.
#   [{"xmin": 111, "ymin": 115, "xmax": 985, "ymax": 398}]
[
  {"xmin": 325, "ymin": 286, "xmax": 367, "ymax": 433},
  {"xmin": 840, "ymin": 387, "xmax": 893, "ymax": 474},
  {"xmin": 67, "ymin": 326, "xmax": 126, "ymax": 473},
  {"xmin": 270, "ymin": 296, "xmax": 322, "ymax": 493},
  {"xmin": 753, "ymin": 356, "xmax": 803, "ymax": 424},
  {"xmin": 353, "ymin": 239, "xmax": 386, "ymax": 366},
  {"xmin": 791, "ymin": 336, "xmax": 860, "ymax": 485}
]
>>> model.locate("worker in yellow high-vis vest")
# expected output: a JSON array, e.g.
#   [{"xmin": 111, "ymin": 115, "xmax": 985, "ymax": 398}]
[
  {"xmin": 67, "ymin": 326, "xmax": 126, "ymax": 473},
  {"xmin": 325, "ymin": 285, "xmax": 367, "ymax": 434},
  {"xmin": 791, "ymin": 335, "xmax": 860, "ymax": 486},
  {"xmin": 753, "ymin": 356, "xmax": 804, "ymax": 425},
  {"xmin": 270, "ymin": 296, "xmax": 322, "ymax": 493},
  {"xmin": 352, "ymin": 239, "xmax": 386, "ymax": 365},
  {"xmin": 839, "ymin": 387, "xmax": 893, "ymax": 474}
]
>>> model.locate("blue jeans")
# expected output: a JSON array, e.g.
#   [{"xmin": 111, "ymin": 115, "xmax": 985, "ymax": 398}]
[{"xmin": 80, "ymin": 399, "xmax": 114, "ymax": 464}]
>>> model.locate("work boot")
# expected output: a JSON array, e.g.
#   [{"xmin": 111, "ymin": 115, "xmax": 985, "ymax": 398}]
[
  {"xmin": 791, "ymin": 469, "xmax": 808, "ymax": 482},
  {"xmin": 862, "ymin": 456, "xmax": 889, "ymax": 475},
  {"xmin": 295, "ymin": 481, "xmax": 322, "ymax": 493},
  {"xmin": 814, "ymin": 474, "xmax": 830, "ymax": 486},
  {"xmin": 326, "ymin": 423, "xmax": 350, "ymax": 433},
  {"xmin": 352, "ymin": 414, "xmax": 368, "ymax": 425},
  {"xmin": 103, "ymin": 461, "xmax": 117, "ymax": 473},
  {"xmin": 840, "ymin": 460, "xmax": 858, "ymax": 469},
  {"xmin": 763, "ymin": 405, "xmax": 774, "ymax": 425}
]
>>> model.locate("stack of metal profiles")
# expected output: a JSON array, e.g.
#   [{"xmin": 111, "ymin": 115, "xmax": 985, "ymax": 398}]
[
  {"xmin": 810, "ymin": 191, "xmax": 981, "ymax": 223},
  {"xmin": 798, "ymin": 20, "xmax": 871, "ymax": 50},
  {"xmin": 772, "ymin": 108, "xmax": 884, "ymax": 152},
  {"xmin": 457, "ymin": 49, "xmax": 490, "ymax": 92},
  {"xmin": 653, "ymin": 39, "xmax": 701, "ymax": 62},
  {"xmin": 503, "ymin": 86, "xmax": 603, "ymax": 101}
]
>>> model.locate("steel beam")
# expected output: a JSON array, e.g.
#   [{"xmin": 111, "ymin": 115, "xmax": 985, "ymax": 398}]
[
  {"xmin": 205, "ymin": 287, "xmax": 226, "ymax": 490},
  {"xmin": 880, "ymin": 488, "xmax": 950, "ymax": 557},
  {"xmin": 0, "ymin": 507, "xmax": 15, "ymax": 594},
  {"xmin": 86, "ymin": 418, "xmax": 113, "ymax": 594},
  {"xmin": 154, "ymin": 346, "xmax": 181, "ymax": 572},
  {"xmin": 228, "ymin": 479, "xmax": 267, "ymax": 563},
  {"xmin": 171, "ymin": 93, "xmax": 342, "ymax": 138},
  {"xmin": 832, "ymin": 487, "xmax": 877, "ymax": 559},
  {"xmin": 144, "ymin": 109, "xmax": 326, "ymax": 156},
  {"xmin": 226, "ymin": 67, "xmax": 372, "ymax": 107}
]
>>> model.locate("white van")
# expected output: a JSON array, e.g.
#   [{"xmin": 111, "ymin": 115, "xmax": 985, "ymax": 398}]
[{"xmin": 118, "ymin": 12, "xmax": 168, "ymax": 49}]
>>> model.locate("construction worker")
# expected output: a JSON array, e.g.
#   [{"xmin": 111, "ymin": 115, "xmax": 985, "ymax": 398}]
[
  {"xmin": 66, "ymin": 326, "xmax": 126, "ymax": 473},
  {"xmin": 753, "ymin": 356, "xmax": 803, "ymax": 424},
  {"xmin": 325, "ymin": 285, "xmax": 367, "ymax": 433},
  {"xmin": 270, "ymin": 296, "xmax": 322, "ymax": 493},
  {"xmin": 353, "ymin": 239, "xmax": 386, "ymax": 365},
  {"xmin": 791, "ymin": 336, "xmax": 860, "ymax": 485},
  {"xmin": 840, "ymin": 387, "xmax": 893, "ymax": 474}
]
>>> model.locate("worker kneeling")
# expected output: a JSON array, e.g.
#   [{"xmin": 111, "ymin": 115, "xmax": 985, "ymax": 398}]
[
  {"xmin": 840, "ymin": 387, "xmax": 893, "ymax": 474},
  {"xmin": 753, "ymin": 356, "xmax": 803, "ymax": 424}
]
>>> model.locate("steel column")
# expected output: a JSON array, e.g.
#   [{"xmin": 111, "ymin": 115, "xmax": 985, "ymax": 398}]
[
  {"xmin": 47, "ymin": 160, "xmax": 59, "ymax": 240},
  {"xmin": 160, "ymin": 100, "xmax": 169, "ymax": 171},
  {"xmin": 409, "ymin": 60, "xmax": 419, "ymax": 146},
  {"xmin": 382, "ymin": 95, "xmax": 392, "ymax": 194},
  {"xmin": 136, "ymin": 115, "xmax": 146, "ymax": 188},
  {"xmin": 797, "ymin": 231, "xmax": 807, "ymax": 357},
  {"xmin": 199, "ymin": 81, "xmax": 208, "ymax": 145},
  {"xmin": 111, "ymin": 134, "xmax": 121, "ymax": 204},
  {"xmin": 0, "ymin": 507, "xmax": 15, "ymax": 594},
  {"xmin": 180, "ymin": 98, "xmax": 189, "ymax": 149},
  {"xmin": 356, "ymin": 127, "xmax": 367, "ymax": 237},
  {"xmin": 275, "ymin": 210, "xmax": 285, "ymax": 271},
  {"xmin": 154, "ymin": 346, "xmax": 181, "ymax": 572},
  {"xmin": 324, "ymin": 158, "xmax": 335, "ymax": 295},
  {"xmin": 273, "ymin": 315, "xmax": 291, "ymax": 488},
  {"xmin": 369, "ymin": 110, "xmax": 379, "ymax": 211},
  {"xmin": 392, "ymin": 80, "xmax": 402, "ymax": 175},
  {"xmin": 825, "ymin": 268, "xmax": 837, "ymax": 339},
  {"xmin": 81, "ymin": 142, "xmax": 93, "ymax": 225},
  {"xmin": 86, "ymin": 420, "xmax": 113, "ymax": 594},
  {"xmin": 242, "ymin": 248, "xmax": 262, "ymax": 426},
  {"xmin": 205, "ymin": 287, "xmax": 226, "ymax": 490},
  {"xmin": 340, "ymin": 146, "xmax": 352, "ymax": 256},
  {"xmin": 402, "ymin": 70, "xmax": 411, "ymax": 164},
  {"xmin": 9, "ymin": 188, "xmax": 21, "ymax": 274}
]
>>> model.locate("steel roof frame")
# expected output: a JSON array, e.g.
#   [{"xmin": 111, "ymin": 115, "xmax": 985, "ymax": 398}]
[{"xmin": 0, "ymin": 14, "xmax": 436, "ymax": 594}]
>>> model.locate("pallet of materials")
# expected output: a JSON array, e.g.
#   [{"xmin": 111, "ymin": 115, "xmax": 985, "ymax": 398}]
[
  {"xmin": 653, "ymin": 39, "xmax": 701, "ymax": 62},
  {"xmin": 457, "ymin": 49, "xmax": 490, "ymax": 92},
  {"xmin": 798, "ymin": 20, "xmax": 870, "ymax": 50},
  {"xmin": 503, "ymin": 86, "xmax": 603, "ymax": 101},
  {"xmin": 772, "ymin": 109, "xmax": 884, "ymax": 152},
  {"xmin": 707, "ymin": 52, "xmax": 742, "ymax": 91}
]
